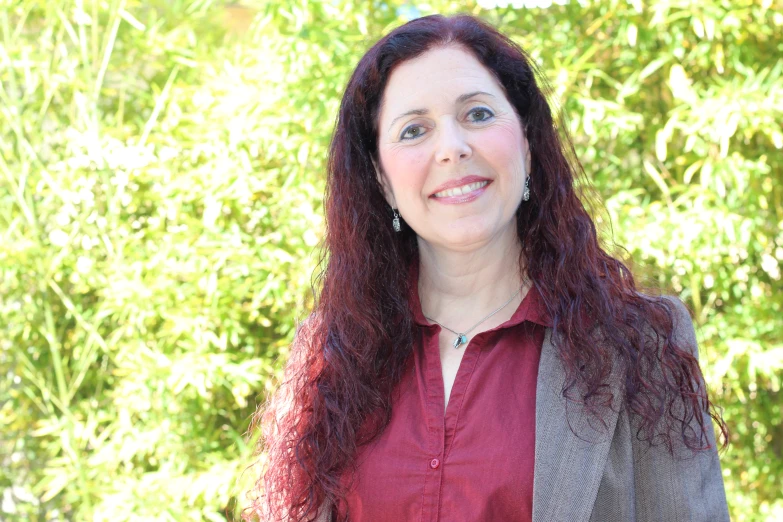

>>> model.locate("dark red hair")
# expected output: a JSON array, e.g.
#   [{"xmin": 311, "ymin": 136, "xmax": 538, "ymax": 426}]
[{"xmin": 245, "ymin": 14, "xmax": 727, "ymax": 522}]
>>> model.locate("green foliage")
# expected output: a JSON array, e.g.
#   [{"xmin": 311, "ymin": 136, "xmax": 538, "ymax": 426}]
[{"xmin": 1, "ymin": 0, "xmax": 780, "ymax": 520}]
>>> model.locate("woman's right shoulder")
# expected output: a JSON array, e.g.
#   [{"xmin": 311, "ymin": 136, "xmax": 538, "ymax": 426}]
[{"xmin": 294, "ymin": 312, "xmax": 323, "ymax": 339}]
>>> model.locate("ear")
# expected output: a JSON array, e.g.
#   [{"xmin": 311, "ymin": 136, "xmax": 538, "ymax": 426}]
[
  {"xmin": 372, "ymin": 156, "xmax": 397, "ymax": 208},
  {"xmin": 522, "ymin": 132, "xmax": 532, "ymax": 176}
]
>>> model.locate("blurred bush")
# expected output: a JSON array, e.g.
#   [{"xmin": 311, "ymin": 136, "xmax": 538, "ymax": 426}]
[{"xmin": 0, "ymin": 0, "xmax": 780, "ymax": 520}]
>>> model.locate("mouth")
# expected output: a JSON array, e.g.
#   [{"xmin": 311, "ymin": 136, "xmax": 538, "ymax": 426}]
[{"xmin": 431, "ymin": 180, "xmax": 491, "ymax": 199}]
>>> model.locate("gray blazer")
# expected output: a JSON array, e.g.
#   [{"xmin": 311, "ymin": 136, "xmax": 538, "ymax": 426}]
[{"xmin": 313, "ymin": 297, "xmax": 729, "ymax": 521}]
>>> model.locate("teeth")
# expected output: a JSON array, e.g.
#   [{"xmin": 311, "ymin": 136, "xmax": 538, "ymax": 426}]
[{"xmin": 434, "ymin": 181, "xmax": 488, "ymax": 198}]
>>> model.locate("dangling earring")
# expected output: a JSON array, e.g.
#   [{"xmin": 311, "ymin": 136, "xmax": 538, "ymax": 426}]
[
  {"xmin": 392, "ymin": 208, "xmax": 401, "ymax": 232},
  {"xmin": 522, "ymin": 176, "xmax": 530, "ymax": 202}
]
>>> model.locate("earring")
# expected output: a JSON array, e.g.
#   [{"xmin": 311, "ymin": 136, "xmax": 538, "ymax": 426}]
[
  {"xmin": 522, "ymin": 177, "xmax": 530, "ymax": 201},
  {"xmin": 392, "ymin": 208, "xmax": 401, "ymax": 232}
]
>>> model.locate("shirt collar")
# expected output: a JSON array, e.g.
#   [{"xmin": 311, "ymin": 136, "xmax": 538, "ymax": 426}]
[{"xmin": 408, "ymin": 261, "xmax": 553, "ymax": 330}]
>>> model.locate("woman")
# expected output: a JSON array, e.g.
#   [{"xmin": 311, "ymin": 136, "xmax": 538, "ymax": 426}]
[{"xmin": 246, "ymin": 14, "xmax": 729, "ymax": 522}]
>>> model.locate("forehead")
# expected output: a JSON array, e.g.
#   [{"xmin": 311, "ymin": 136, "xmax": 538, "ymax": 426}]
[{"xmin": 378, "ymin": 45, "xmax": 506, "ymax": 126}]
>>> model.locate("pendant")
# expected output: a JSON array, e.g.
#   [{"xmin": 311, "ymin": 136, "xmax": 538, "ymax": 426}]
[{"xmin": 452, "ymin": 334, "xmax": 468, "ymax": 349}]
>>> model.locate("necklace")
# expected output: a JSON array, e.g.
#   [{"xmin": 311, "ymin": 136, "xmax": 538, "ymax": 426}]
[{"xmin": 423, "ymin": 280, "xmax": 527, "ymax": 349}]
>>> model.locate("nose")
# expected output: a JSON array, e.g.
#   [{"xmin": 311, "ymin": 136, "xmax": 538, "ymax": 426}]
[{"xmin": 434, "ymin": 119, "xmax": 472, "ymax": 165}]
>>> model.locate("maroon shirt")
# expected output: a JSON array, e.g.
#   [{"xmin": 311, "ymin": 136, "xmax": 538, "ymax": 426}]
[{"xmin": 340, "ymin": 273, "xmax": 551, "ymax": 521}]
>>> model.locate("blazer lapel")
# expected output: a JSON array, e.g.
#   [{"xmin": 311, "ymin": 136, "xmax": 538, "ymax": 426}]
[{"xmin": 532, "ymin": 328, "xmax": 622, "ymax": 522}]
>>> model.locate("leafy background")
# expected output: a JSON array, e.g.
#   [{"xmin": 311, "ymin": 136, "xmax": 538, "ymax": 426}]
[{"xmin": 1, "ymin": 0, "xmax": 780, "ymax": 520}]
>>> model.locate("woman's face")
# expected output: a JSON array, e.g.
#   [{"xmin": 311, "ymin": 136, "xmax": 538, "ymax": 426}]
[{"xmin": 376, "ymin": 44, "xmax": 530, "ymax": 252}]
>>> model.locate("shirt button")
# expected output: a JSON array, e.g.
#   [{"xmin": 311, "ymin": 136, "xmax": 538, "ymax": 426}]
[{"xmin": 430, "ymin": 458, "xmax": 440, "ymax": 469}]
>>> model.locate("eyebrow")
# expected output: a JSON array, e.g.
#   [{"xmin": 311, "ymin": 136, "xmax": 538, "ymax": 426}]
[{"xmin": 387, "ymin": 90, "xmax": 496, "ymax": 132}]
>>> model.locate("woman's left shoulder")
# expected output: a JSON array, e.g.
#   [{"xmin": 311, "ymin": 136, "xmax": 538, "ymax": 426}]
[{"xmin": 632, "ymin": 292, "xmax": 700, "ymax": 359}]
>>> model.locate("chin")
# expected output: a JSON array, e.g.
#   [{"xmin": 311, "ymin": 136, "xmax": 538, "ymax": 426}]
[{"xmin": 428, "ymin": 226, "xmax": 496, "ymax": 251}]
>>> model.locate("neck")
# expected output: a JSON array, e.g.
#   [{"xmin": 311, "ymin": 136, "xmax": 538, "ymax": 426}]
[{"xmin": 417, "ymin": 226, "xmax": 526, "ymax": 330}]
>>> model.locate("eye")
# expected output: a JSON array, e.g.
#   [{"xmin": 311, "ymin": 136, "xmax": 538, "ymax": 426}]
[
  {"xmin": 400, "ymin": 124, "xmax": 426, "ymax": 141},
  {"xmin": 467, "ymin": 107, "xmax": 494, "ymax": 122}
]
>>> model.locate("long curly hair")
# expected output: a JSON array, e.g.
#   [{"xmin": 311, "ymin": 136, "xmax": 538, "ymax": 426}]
[{"xmin": 244, "ymin": 13, "xmax": 727, "ymax": 522}]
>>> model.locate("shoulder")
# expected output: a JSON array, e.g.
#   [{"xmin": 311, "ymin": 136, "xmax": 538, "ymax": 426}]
[
  {"xmin": 604, "ymin": 298, "xmax": 729, "ymax": 518},
  {"xmin": 633, "ymin": 293, "xmax": 700, "ymax": 360},
  {"xmin": 662, "ymin": 294, "xmax": 697, "ymax": 347},
  {"xmin": 293, "ymin": 311, "xmax": 326, "ymax": 346}
]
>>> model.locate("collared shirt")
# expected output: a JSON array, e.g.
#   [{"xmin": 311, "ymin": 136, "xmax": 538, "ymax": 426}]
[{"xmin": 340, "ymin": 268, "xmax": 552, "ymax": 522}]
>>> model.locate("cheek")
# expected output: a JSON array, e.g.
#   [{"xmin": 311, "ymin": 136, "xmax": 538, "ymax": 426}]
[
  {"xmin": 381, "ymin": 147, "xmax": 429, "ymax": 194},
  {"xmin": 477, "ymin": 125, "xmax": 526, "ymax": 174}
]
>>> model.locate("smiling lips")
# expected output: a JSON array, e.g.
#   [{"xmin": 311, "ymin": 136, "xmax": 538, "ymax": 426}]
[{"xmin": 430, "ymin": 176, "xmax": 492, "ymax": 203}]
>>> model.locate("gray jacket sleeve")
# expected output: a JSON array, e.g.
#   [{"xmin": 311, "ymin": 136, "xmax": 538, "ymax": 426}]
[
  {"xmin": 591, "ymin": 296, "xmax": 730, "ymax": 521},
  {"xmin": 312, "ymin": 500, "xmax": 331, "ymax": 522}
]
